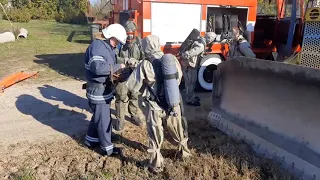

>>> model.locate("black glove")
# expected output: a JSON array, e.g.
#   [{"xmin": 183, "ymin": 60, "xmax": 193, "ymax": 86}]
[{"xmin": 113, "ymin": 67, "xmax": 133, "ymax": 83}]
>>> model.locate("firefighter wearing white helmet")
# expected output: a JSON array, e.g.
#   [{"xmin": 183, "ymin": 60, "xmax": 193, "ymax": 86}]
[
  {"xmin": 83, "ymin": 23, "xmax": 127, "ymax": 156},
  {"xmin": 101, "ymin": 23, "xmax": 127, "ymax": 45}
]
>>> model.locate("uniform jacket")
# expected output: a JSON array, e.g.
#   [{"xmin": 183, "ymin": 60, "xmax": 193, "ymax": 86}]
[{"xmin": 84, "ymin": 40, "xmax": 121, "ymax": 104}]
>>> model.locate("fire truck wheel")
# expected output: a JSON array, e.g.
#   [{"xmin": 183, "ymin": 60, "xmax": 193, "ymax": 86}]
[{"xmin": 196, "ymin": 54, "xmax": 222, "ymax": 91}]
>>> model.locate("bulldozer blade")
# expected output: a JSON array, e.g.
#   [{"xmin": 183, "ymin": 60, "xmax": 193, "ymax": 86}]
[{"xmin": 208, "ymin": 57, "xmax": 320, "ymax": 179}]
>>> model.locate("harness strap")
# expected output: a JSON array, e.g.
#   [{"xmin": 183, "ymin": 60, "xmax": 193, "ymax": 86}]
[
  {"xmin": 87, "ymin": 82, "xmax": 106, "ymax": 88},
  {"xmin": 164, "ymin": 72, "xmax": 178, "ymax": 80}
]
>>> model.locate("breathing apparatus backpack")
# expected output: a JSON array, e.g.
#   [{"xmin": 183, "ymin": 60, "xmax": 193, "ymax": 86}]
[{"xmin": 148, "ymin": 53, "xmax": 181, "ymax": 115}]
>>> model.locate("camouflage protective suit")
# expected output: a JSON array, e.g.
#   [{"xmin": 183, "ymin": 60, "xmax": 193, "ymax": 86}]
[
  {"xmin": 181, "ymin": 37, "xmax": 206, "ymax": 106},
  {"xmin": 126, "ymin": 35, "xmax": 191, "ymax": 173},
  {"xmin": 114, "ymin": 21, "xmax": 145, "ymax": 130}
]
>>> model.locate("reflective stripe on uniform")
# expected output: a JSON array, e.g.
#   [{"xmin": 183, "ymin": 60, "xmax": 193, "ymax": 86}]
[
  {"xmin": 85, "ymin": 135, "xmax": 99, "ymax": 142},
  {"xmin": 86, "ymin": 91, "xmax": 114, "ymax": 101},
  {"xmin": 100, "ymin": 145, "xmax": 113, "ymax": 151},
  {"xmin": 85, "ymin": 55, "xmax": 105, "ymax": 70}
]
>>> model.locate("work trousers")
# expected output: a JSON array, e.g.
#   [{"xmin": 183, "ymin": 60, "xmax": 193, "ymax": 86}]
[
  {"xmin": 182, "ymin": 66, "xmax": 198, "ymax": 103},
  {"xmin": 146, "ymin": 101, "xmax": 191, "ymax": 172},
  {"xmin": 85, "ymin": 102, "xmax": 114, "ymax": 155},
  {"xmin": 115, "ymin": 81, "xmax": 140, "ymax": 120}
]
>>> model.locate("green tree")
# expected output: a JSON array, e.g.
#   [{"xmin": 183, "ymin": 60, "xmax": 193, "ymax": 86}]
[
  {"xmin": 11, "ymin": 0, "xmax": 30, "ymax": 8},
  {"xmin": 55, "ymin": 0, "xmax": 88, "ymax": 24},
  {"xmin": 91, "ymin": 0, "xmax": 113, "ymax": 20},
  {"xmin": 257, "ymin": 0, "xmax": 277, "ymax": 15},
  {"xmin": 0, "ymin": 0, "xmax": 8, "ymax": 5},
  {"xmin": 29, "ymin": 0, "xmax": 58, "ymax": 20},
  {"xmin": 8, "ymin": 0, "xmax": 88, "ymax": 23},
  {"xmin": 57, "ymin": 0, "xmax": 87, "ymax": 13}
]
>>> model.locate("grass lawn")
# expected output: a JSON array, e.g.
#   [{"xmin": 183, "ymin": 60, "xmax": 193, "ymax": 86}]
[{"xmin": 0, "ymin": 20, "xmax": 90, "ymax": 82}]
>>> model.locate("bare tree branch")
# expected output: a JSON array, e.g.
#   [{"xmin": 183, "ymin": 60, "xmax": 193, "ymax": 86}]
[{"xmin": 91, "ymin": 0, "xmax": 113, "ymax": 20}]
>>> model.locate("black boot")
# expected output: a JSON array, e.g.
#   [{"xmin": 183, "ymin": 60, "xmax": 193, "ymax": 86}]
[
  {"xmin": 109, "ymin": 147, "xmax": 123, "ymax": 156},
  {"xmin": 194, "ymin": 96, "xmax": 200, "ymax": 102},
  {"xmin": 186, "ymin": 100, "xmax": 201, "ymax": 106},
  {"xmin": 83, "ymin": 139, "xmax": 98, "ymax": 149},
  {"xmin": 131, "ymin": 114, "xmax": 144, "ymax": 126},
  {"xmin": 111, "ymin": 133, "xmax": 120, "ymax": 142},
  {"xmin": 100, "ymin": 147, "xmax": 123, "ymax": 157}
]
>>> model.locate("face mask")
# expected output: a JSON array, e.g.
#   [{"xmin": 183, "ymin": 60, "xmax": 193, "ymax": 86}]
[
  {"xmin": 126, "ymin": 32, "xmax": 135, "ymax": 43},
  {"xmin": 127, "ymin": 34, "xmax": 134, "ymax": 41}
]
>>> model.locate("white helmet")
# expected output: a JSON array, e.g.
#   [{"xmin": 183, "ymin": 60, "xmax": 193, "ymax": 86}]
[{"xmin": 102, "ymin": 23, "xmax": 127, "ymax": 45}]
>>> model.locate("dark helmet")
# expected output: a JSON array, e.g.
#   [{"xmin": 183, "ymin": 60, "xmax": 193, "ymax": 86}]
[{"xmin": 124, "ymin": 20, "xmax": 137, "ymax": 43}]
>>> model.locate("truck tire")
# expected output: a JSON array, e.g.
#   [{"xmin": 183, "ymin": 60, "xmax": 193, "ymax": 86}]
[{"xmin": 196, "ymin": 54, "xmax": 222, "ymax": 91}]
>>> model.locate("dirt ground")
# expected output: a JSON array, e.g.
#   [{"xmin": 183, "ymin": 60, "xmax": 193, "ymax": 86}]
[{"xmin": 0, "ymin": 80, "xmax": 297, "ymax": 180}]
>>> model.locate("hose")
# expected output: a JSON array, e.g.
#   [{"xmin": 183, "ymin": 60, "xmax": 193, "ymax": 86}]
[{"xmin": 283, "ymin": 52, "xmax": 299, "ymax": 64}]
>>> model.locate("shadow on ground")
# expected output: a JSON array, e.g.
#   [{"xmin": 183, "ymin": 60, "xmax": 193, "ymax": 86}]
[
  {"xmin": 66, "ymin": 31, "xmax": 91, "ymax": 44},
  {"xmin": 15, "ymin": 85, "xmax": 145, "ymax": 162},
  {"xmin": 73, "ymin": 40, "xmax": 92, "ymax": 44},
  {"xmin": 50, "ymin": 23, "xmax": 89, "ymax": 36},
  {"xmin": 50, "ymin": 23, "xmax": 91, "ymax": 43},
  {"xmin": 34, "ymin": 53, "xmax": 86, "ymax": 81},
  {"xmin": 38, "ymin": 84, "xmax": 89, "ymax": 110},
  {"xmin": 15, "ymin": 94, "xmax": 88, "ymax": 138}
]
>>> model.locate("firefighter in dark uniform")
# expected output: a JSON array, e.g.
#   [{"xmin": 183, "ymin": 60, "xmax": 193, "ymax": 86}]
[{"xmin": 83, "ymin": 24, "xmax": 127, "ymax": 156}]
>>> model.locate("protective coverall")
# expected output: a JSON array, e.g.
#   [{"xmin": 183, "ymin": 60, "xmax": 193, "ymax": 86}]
[
  {"xmin": 181, "ymin": 37, "xmax": 206, "ymax": 106},
  {"xmin": 84, "ymin": 39, "xmax": 122, "ymax": 156},
  {"xmin": 126, "ymin": 35, "xmax": 191, "ymax": 173},
  {"xmin": 114, "ymin": 21, "xmax": 145, "ymax": 131}
]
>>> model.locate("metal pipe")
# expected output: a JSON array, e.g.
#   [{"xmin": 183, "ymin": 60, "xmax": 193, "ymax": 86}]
[
  {"xmin": 300, "ymin": 0, "xmax": 305, "ymax": 20},
  {"xmin": 277, "ymin": 0, "xmax": 285, "ymax": 19},
  {"xmin": 17, "ymin": 28, "xmax": 28, "ymax": 39},
  {"xmin": 0, "ymin": 32, "xmax": 15, "ymax": 44},
  {"xmin": 286, "ymin": 0, "xmax": 297, "ymax": 56}
]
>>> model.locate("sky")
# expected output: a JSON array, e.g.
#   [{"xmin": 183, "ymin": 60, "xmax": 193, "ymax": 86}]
[{"xmin": 89, "ymin": 0, "xmax": 99, "ymax": 4}]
